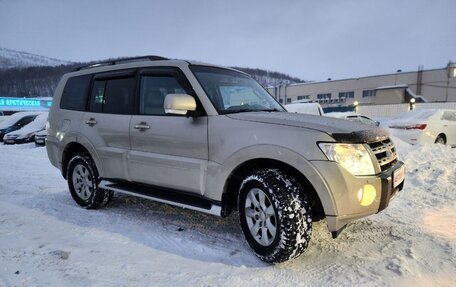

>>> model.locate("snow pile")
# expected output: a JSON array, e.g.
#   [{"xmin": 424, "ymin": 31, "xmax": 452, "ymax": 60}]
[{"xmin": 0, "ymin": 142, "xmax": 455, "ymax": 286}]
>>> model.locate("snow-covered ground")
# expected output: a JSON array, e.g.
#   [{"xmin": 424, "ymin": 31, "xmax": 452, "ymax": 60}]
[{"xmin": 0, "ymin": 139, "xmax": 455, "ymax": 287}]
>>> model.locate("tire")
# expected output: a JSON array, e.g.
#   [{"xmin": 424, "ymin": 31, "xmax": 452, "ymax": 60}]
[
  {"xmin": 67, "ymin": 153, "xmax": 113, "ymax": 209},
  {"xmin": 238, "ymin": 169, "xmax": 312, "ymax": 263},
  {"xmin": 435, "ymin": 134, "xmax": 446, "ymax": 145}
]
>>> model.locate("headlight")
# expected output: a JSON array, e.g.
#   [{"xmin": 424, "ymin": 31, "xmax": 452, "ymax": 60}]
[{"xmin": 318, "ymin": 143, "xmax": 376, "ymax": 176}]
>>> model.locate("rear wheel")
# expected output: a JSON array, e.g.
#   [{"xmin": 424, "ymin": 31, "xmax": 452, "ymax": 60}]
[
  {"xmin": 435, "ymin": 134, "xmax": 446, "ymax": 145},
  {"xmin": 238, "ymin": 169, "xmax": 312, "ymax": 263},
  {"xmin": 67, "ymin": 153, "xmax": 112, "ymax": 209}
]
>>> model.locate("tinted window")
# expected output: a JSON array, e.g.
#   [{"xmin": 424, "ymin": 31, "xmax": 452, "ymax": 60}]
[
  {"xmin": 16, "ymin": 116, "xmax": 36, "ymax": 127},
  {"xmin": 89, "ymin": 80, "xmax": 105, "ymax": 113},
  {"xmin": 60, "ymin": 75, "xmax": 92, "ymax": 111},
  {"xmin": 89, "ymin": 77, "xmax": 135, "ymax": 114},
  {"xmin": 139, "ymin": 75, "xmax": 186, "ymax": 115}
]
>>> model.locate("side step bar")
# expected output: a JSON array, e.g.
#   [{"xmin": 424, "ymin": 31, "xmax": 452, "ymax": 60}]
[{"xmin": 100, "ymin": 180, "xmax": 222, "ymax": 216}]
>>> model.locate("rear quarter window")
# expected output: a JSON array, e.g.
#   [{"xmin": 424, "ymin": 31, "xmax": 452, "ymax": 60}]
[{"xmin": 60, "ymin": 75, "xmax": 92, "ymax": 111}]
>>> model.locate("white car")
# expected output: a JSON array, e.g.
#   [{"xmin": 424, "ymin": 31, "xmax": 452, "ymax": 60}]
[
  {"xmin": 3, "ymin": 112, "xmax": 48, "ymax": 144},
  {"xmin": 387, "ymin": 109, "xmax": 456, "ymax": 147},
  {"xmin": 284, "ymin": 102, "xmax": 324, "ymax": 116}
]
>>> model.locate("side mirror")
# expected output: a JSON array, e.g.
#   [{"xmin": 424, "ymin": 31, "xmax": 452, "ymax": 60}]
[{"xmin": 164, "ymin": 94, "xmax": 197, "ymax": 116}]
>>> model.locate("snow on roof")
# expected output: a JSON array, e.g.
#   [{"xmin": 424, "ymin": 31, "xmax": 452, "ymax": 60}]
[
  {"xmin": 284, "ymin": 103, "xmax": 323, "ymax": 115},
  {"xmin": 325, "ymin": 111, "xmax": 358, "ymax": 118},
  {"xmin": 375, "ymin": 84, "xmax": 409, "ymax": 90},
  {"xmin": 0, "ymin": 111, "xmax": 45, "ymax": 129}
]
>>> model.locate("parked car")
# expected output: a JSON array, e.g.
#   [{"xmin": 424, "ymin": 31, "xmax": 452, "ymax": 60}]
[
  {"xmin": 0, "ymin": 112, "xmax": 40, "ymax": 142},
  {"xmin": 388, "ymin": 109, "xmax": 456, "ymax": 147},
  {"xmin": 284, "ymin": 102, "xmax": 324, "ymax": 116},
  {"xmin": 326, "ymin": 112, "xmax": 380, "ymax": 126},
  {"xmin": 46, "ymin": 56, "xmax": 405, "ymax": 263},
  {"xmin": 3, "ymin": 112, "xmax": 48, "ymax": 144},
  {"xmin": 34, "ymin": 129, "xmax": 48, "ymax": 146}
]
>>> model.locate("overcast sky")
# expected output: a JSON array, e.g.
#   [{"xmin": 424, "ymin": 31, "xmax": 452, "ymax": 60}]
[{"xmin": 0, "ymin": 0, "xmax": 454, "ymax": 81}]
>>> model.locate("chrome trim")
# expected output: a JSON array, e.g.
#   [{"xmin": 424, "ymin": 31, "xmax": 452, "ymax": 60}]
[{"xmin": 99, "ymin": 180, "xmax": 222, "ymax": 216}]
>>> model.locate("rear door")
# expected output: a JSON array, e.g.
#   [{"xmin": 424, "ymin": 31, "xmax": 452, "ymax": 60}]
[
  {"xmin": 80, "ymin": 70, "xmax": 136, "ymax": 180},
  {"xmin": 128, "ymin": 67, "xmax": 208, "ymax": 194}
]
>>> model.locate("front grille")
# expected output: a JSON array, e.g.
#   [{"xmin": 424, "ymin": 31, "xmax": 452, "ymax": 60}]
[{"xmin": 367, "ymin": 138, "xmax": 397, "ymax": 172}]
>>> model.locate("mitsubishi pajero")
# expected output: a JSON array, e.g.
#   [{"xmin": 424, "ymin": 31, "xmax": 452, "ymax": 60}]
[{"xmin": 46, "ymin": 56, "xmax": 405, "ymax": 263}]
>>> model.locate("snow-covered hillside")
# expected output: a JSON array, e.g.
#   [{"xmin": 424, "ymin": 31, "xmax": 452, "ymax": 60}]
[
  {"xmin": 0, "ymin": 47, "xmax": 71, "ymax": 69},
  {"xmin": 0, "ymin": 140, "xmax": 455, "ymax": 286}
]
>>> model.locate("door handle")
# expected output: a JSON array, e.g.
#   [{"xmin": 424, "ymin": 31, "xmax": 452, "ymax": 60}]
[
  {"xmin": 134, "ymin": 122, "xmax": 150, "ymax": 131},
  {"xmin": 85, "ymin": 118, "xmax": 97, "ymax": 126}
]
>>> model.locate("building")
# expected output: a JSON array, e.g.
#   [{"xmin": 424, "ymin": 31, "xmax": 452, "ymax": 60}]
[{"xmin": 268, "ymin": 62, "xmax": 456, "ymax": 107}]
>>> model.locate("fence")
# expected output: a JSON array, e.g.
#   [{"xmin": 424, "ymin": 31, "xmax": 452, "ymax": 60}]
[{"xmin": 358, "ymin": 102, "xmax": 456, "ymax": 118}]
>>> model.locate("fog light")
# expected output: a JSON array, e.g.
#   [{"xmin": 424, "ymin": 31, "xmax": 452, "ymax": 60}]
[{"xmin": 357, "ymin": 184, "xmax": 376, "ymax": 206}]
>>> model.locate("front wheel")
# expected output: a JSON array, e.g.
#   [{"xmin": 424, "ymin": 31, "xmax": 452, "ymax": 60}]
[
  {"xmin": 67, "ymin": 153, "xmax": 112, "ymax": 209},
  {"xmin": 238, "ymin": 169, "xmax": 312, "ymax": 263}
]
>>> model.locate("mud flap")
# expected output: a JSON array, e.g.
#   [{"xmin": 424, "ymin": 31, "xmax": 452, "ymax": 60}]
[{"xmin": 331, "ymin": 224, "xmax": 347, "ymax": 239}]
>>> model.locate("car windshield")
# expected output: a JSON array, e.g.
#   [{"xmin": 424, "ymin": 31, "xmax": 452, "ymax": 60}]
[
  {"xmin": 190, "ymin": 66, "xmax": 285, "ymax": 114},
  {"xmin": 26, "ymin": 112, "xmax": 48, "ymax": 129}
]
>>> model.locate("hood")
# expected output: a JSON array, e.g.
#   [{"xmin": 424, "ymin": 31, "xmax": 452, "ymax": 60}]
[{"xmin": 226, "ymin": 112, "xmax": 389, "ymax": 143}]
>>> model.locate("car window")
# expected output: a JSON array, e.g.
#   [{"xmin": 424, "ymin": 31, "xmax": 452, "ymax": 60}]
[
  {"xmin": 139, "ymin": 75, "xmax": 186, "ymax": 115},
  {"xmin": 60, "ymin": 75, "xmax": 92, "ymax": 111},
  {"xmin": 441, "ymin": 111, "xmax": 456, "ymax": 122},
  {"xmin": 16, "ymin": 115, "xmax": 36, "ymax": 127},
  {"xmin": 359, "ymin": 116, "xmax": 376, "ymax": 125},
  {"xmin": 89, "ymin": 77, "xmax": 135, "ymax": 114},
  {"xmin": 218, "ymin": 86, "xmax": 264, "ymax": 109},
  {"xmin": 191, "ymin": 66, "xmax": 284, "ymax": 114}
]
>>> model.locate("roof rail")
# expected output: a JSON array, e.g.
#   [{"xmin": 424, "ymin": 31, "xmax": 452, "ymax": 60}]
[{"xmin": 73, "ymin": 55, "xmax": 169, "ymax": 71}]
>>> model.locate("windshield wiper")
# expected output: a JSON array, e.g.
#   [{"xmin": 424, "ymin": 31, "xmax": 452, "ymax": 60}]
[
  {"xmin": 256, "ymin": 108, "xmax": 281, "ymax": 112},
  {"xmin": 221, "ymin": 108, "xmax": 282, "ymax": 114}
]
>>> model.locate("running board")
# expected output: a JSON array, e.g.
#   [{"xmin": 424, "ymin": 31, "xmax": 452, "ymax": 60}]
[{"xmin": 99, "ymin": 180, "xmax": 222, "ymax": 216}]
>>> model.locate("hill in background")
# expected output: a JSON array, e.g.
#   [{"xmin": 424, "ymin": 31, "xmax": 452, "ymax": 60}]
[
  {"xmin": 0, "ymin": 48, "xmax": 304, "ymax": 98},
  {"xmin": 0, "ymin": 47, "xmax": 71, "ymax": 69}
]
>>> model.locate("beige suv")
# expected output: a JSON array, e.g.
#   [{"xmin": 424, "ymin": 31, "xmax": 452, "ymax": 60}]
[{"xmin": 46, "ymin": 56, "xmax": 405, "ymax": 263}]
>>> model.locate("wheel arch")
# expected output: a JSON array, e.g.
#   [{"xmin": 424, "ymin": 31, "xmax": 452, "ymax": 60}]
[
  {"xmin": 61, "ymin": 141, "xmax": 103, "ymax": 179},
  {"xmin": 221, "ymin": 157, "xmax": 326, "ymax": 220},
  {"xmin": 435, "ymin": 133, "xmax": 447, "ymax": 144}
]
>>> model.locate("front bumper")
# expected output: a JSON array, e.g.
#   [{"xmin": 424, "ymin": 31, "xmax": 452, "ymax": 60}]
[
  {"xmin": 378, "ymin": 161, "xmax": 405, "ymax": 212},
  {"xmin": 4, "ymin": 136, "xmax": 33, "ymax": 145},
  {"xmin": 311, "ymin": 160, "xmax": 405, "ymax": 236},
  {"xmin": 35, "ymin": 136, "xmax": 46, "ymax": 146},
  {"xmin": 15, "ymin": 137, "xmax": 33, "ymax": 144},
  {"xmin": 3, "ymin": 136, "xmax": 18, "ymax": 144}
]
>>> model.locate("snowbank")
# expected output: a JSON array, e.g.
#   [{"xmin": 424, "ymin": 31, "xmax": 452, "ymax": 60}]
[{"xmin": 0, "ymin": 142, "xmax": 455, "ymax": 286}]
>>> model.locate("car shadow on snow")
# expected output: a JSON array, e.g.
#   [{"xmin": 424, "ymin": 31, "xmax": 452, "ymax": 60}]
[
  {"xmin": 18, "ymin": 190, "xmax": 268, "ymax": 267},
  {"xmin": 17, "ymin": 188, "xmax": 437, "ymax": 273}
]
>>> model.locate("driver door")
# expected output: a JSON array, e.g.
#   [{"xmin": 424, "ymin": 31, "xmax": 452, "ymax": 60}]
[{"xmin": 128, "ymin": 68, "xmax": 208, "ymax": 195}]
